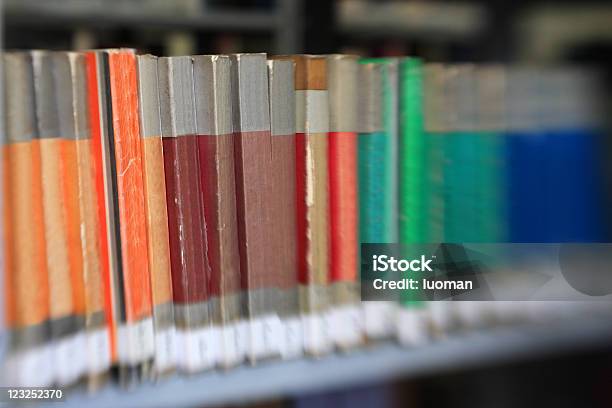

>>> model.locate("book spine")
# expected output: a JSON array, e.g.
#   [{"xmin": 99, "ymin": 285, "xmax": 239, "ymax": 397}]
[
  {"xmin": 475, "ymin": 65, "xmax": 508, "ymax": 323},
  {"xmin": 71, "ymin": 52, "xmax": 108, "ymax": 386},
  {"xmin": 397, "ymin": 57, "xmax": 429, "ymax": 346},
  {"xmin": 32, "ymin": 51, "xmax": 75, "ymax": 386},
  {"xmin": 423, "ymin": 63, "xmax": 454, "ymax": 334},
  {"xmin": 53, "ymin": 52, "xmax": 90, "ymax": 386},
  {"xmin": 266, "ymin": 59, "xmax": 301, "ymax": 359},
  {"xmin": 357, "ymin": 61, "xmax": 395, "ymax": 340},
  {"xmin": 229, "ymin": 53, "xmax": 278, "ymax": 363},
  {"xmin": 107, "ymin": 49, "xmax": 154, "ymax": 381},
  {"xmin": 85, "ymin": 50, "xmax": 116, "ymax": 373},
  {"xmin": 326, "ymin": 55, "xmax": 362, "ymax": 350},
  {"xmin": 137, "ymin": 54, "xmax": 176, "ymax": 376},
  {"xmin": 192, "ymin": 55, "xmax": 242, "ymax": 367},
  {"xmin": 0, "ymin": 58, "xmax": 7, "ymax": 387},
  {"xmin": 91, "ymin": 51, "xmax": 124, "ymax": 366},
  {"xmin": 158, "ymin": 56, "xmax": 214, "ymax": 373},
  {"xmin": 3, "ymin": 52, "xmax": 52, "ymax": 387},
  {"xmin": 273, "ymin": 55, "xmax": 332, "ymax": 356}
]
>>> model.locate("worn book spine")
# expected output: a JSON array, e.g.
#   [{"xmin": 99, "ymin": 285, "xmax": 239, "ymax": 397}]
[
  {"xmin": 85, "ymin": 50, "xmax": 115, "ymax": 373},
  {"xmin": 272, "ymin": 54, "xmax": 332, "ymax": 356},
  {"xmin": 107, "ymin": 49, "xmax": 154, "ymax": 382},
  {"xmin": 88, "ymin": 50, "xmax": 123, "ymax": 367},
  {"xmin": 266, "ymin": 59, "xmax": 302, "ymax": 359},
  {"xmin": 423, "ymin": 63, "xmax": 454, "ymax": 334},
  {"xmin": 158, "ymin": 56, "xmax": 214, "ymax": 373},
  {"xmin": 475, "ymin": 65, "xmax": 508, "ymax": 323},
  {"xmin": 397, "ymin": 57, "xmax": 428, "ymax": 346},
  {"xmin": 53, "ymin": 52, "xmax": 91, "ymax": 386},
  {"xmin": 192, "ymin": 55, "xmax": 242, "ymax": 367},
  {"xmin": 136, "ymin": 55, "xmax": 176, "ymax": 376},
  {"xmin": 229, "ymin": 53, "xmax": 280, "ymax": 363},
  {"xmin": 326, "ymin": 55, "xmax": 362, "ymax": 350},
  {"xmin": 32, "ymin": 51, "xmax": 77, "ymax": 387},
  {"xmin": 357, "ymin": 61, "xmax": 395, "ymax": 340},
  {"xmin": 445, "ymin": 64, "xmax": 486, "ymax": 328},
  {"xmin": 70, "ymin": 52, "xmax": 107, "ymax": 386},
  {"xmin": 0, "ymin": 60, "xmax": 7, "ymax": 387},
  {"xmin": 3, "ymin": 52, "xmax": 52, "ymax": 387}
]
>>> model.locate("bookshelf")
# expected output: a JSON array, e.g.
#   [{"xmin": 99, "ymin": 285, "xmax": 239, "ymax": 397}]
[
  {"xmin": 3, "ymin": 0, "xmax": 302, "ymax": 54},
  {"xmin": 337, "ymin": 1, "xmax": 485, "ymax": 41},
  {"xmin": 43, "ymin": 315, "xmax": 612, "ymax": 408}
]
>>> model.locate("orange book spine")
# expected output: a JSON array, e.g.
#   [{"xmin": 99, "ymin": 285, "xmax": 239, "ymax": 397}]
[
  {"xmin": 107, "ymin": 49, "xmax": 154, "ymax": 374},
  {"xmin": 3, "ymin": 52, "xmax": 52, "ymax": 387},
  {"xmin": 85, "ymin": 51, "xmax": 117, "ymax": 365}
]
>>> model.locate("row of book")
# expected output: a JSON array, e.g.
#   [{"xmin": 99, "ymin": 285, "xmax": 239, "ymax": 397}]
[{"xmin": 0, "ymin": 50, "xmax": 607, "ymax": 390}]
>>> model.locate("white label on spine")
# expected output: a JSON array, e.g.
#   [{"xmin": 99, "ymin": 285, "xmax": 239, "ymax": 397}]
[
  {"xmin": 429, "ymin": 301, "xmax": 453, "ymax": 334},
  {"xmin": 302, "ymin": 313, "xmax": 333, "ymax": 355},
  {"xmin": 87, "ymin": 327, "xmax": 111, "ymax": 375},
  {"xmin": 282, "ymin": 317, "xmax": 303, "ymax": 359},
  {"xmin": 117, "ymin": 318, "xmax": 155, "ymax": 366},
  {"xmin": 330, "ymin": 305, "xmax": 363, "ymax": 348},
  {"xmin": 6, "ymin": 344, "xmax": 54, "ymax": 387},
  {"xmin": 220, "ymin": 324, "xmax": 239, "ymax": 367},
  {"xmin": 72, "ymin": 332, "xmax": 88, "ymax": 382},
  {"xmin": 397, "ymin": 307, "xmax": 429, "ymax": 346},
  {"xmin": 177, "ymin": 326, "xmax": 219, "ymax": 373},
  {"xmin": 250, "ymin": 314, "xmax": 282, "ymax": 360},
  {"xmin": 54, "ymin": 332, "xmax": 86, "ymax": 386},
  {"xmin": 457, "ymin": 300, "xmax": 483, "ymax": 328},
  {"xmin": 234, "ymin": 320, "xmax": 248, "ymax": 362},
  {"xmin": 262, "ymin": 314, "xmax": 283, "ymax": 357},
  {"xmin": 295, "ymin": 90, "xmax": 329, "ymax": 134},
  {"xmin": 154, "ymin": 327, "xmax": 177, "ymax": 372},
  {"xmin": 364, "ymin": 302, "xmax": 396, "ymax": 339}
]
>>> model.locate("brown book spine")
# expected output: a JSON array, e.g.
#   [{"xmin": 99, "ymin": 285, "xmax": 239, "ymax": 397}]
[
  {"xmin": 158, "ymin": 56, "xmax": 215, "ymax": 373},
  {"xmin": 230, "ymin": 53, "xmax": 281, "ymax": 362},
  {"xmin": 193, "ymin": 55, "xmax": 242, "ymax": 367},
  {"xmin": 266, "ymin": 59, "xmax": 302, "ymax": 359}
]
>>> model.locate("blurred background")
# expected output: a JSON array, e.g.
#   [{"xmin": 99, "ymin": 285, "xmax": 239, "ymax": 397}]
[{"xmin": 3, "ymin": 0, "xmax": 612, "ymax": 407}]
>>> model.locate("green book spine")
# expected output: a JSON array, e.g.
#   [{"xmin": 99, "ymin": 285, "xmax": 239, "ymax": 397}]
[
  {"xmin": 398, "ymin": 58, "xmax": 426, "ymax": 307},
  {"xmin": 398, "ymin": 58, "xmax": 426, "ymax": 245}
]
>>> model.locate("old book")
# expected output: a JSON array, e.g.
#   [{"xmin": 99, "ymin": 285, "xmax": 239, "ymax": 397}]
[
  {"xmin": 326, "ymin": 55, "xmax": 362, "ymax": 350},
  {"xmin": 85, "ymin": 50, "xmax": 122, "ymax": 368},
  {"xmin": 271, "ymin": 54, "xmax": 332, "ymax": 356},
  {"xmin": 54, "ymin": 51, "xmax": 107, "ymax": 386},
  {"xmin": 474, "ymin": 65, "xmax": 508, "ymax": 324},
  {"xmin": 158, "ymin": 56, "xmax": 215, "ymax": 373},
  {"xmin": 3, "ymin": 52, "xmax": 52, "ymax": 387},
  {"xmin": 192, "ymin": 55, "xmax": 243, "ymax": 367},
  {"xmin": 84, "ymin": 50, "xmax": 115, "ymax": 377},
  {"xmin": 445, "ymin": 64, "xmax": 489, "ymax": 328},
  {"xmin": 136, "ymin": 54, "xmax": 176, "ymax": 376},
  {"xmin": 266, "ymin": 59, "xmax": 301, "ymax": 359},
  {"xmin": 32, "ymin": 51, "xmax": 79, "ymax": 386},
  {"xmin": 106, "ymin": 49, "xmax": 154, "ymax": 382},
  {"xmin": 229, "ymin": 53, "xmax": 282, "ymax": 362},
  {"xmin": 423, "ymin": 63, "xmax": 454, "ymax": 334},
  {"xmin": 358, "ymin": 57, "xmax": 399, "ymax": 242},
  {"xmin": 357, "ymin": 60, "xmax": 396, "ymax": 340},
  {"xmin": 397, "ymin": 57, "xmax": 429, "ymax": 346}
]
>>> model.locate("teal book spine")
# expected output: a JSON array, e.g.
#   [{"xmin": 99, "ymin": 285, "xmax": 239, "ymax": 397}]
[{"xmin": 358, "ymin": 58, "xmax": 399, "ymax": 245}]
